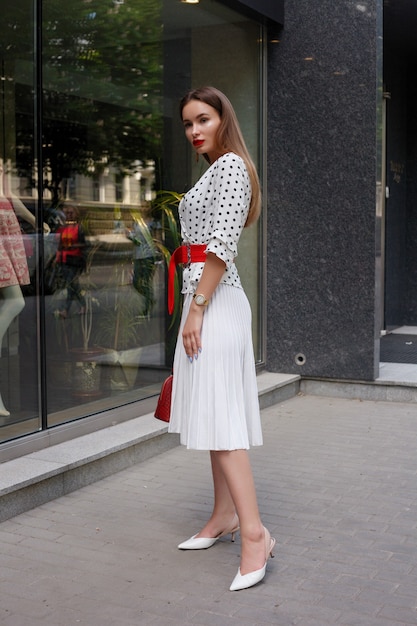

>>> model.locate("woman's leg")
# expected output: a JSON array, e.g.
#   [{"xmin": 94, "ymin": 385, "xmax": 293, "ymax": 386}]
[
  {"xmin": 213, "ymin": 449, "xmax": 266, "ymax": 575},
  {"xmin": 63, "ymin": 265, "xmax": 77, "ymax": 313},
  {"xmin": 0, "ymin": 285, "xmax": 25, "ymax": 415},
  {"xmin": 195, "ymin": 451, "xmax": 237, "ymax": 538},
  {"xmin": 71, "ymin": 271, "xmax": 86, "ymax": 310}
]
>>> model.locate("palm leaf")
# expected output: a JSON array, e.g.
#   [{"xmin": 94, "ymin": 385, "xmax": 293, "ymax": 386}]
[{"xmin": 131, "ymin": 190, "xmax": 183, "ymax": 364}]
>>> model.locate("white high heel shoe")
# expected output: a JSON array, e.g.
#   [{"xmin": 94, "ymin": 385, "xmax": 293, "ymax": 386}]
[
  {"xmin": 178, "ymin": 514, "xmax": 239, "ymax": 550},
  {"xmin": 229, "ymin": 527, "xmax": 276, "ymax": 591}
]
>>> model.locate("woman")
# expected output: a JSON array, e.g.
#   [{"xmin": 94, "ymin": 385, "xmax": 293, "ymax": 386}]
[
  {"xmin": 168, "ymin": 87, "xmax": 275, "ymax": 591},
  {"xmin": 55, "ymin": 205, "xmax": 86, "ymax": 317}
]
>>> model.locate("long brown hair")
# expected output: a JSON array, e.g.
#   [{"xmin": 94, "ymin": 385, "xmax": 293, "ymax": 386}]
[{"xmin": 180, "ymin": 86, "xmax": 261, "ymax": 227}]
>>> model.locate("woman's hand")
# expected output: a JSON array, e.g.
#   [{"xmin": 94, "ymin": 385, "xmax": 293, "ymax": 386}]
[
  {"xmin": 182, "ymin": 252, "xmax": 226, "ymax": 363},
  {"xmin": 182, "ymin": 303, "xmax": 204, "ymax": 361},
  {"xmin": 182, "ymin": 251, "xmax": 226, "ymax": 361}
]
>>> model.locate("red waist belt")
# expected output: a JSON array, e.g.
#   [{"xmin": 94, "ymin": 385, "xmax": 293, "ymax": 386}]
[{"xmin": 168, "ymin": 244, "xmax": 207, "ymax": 314}]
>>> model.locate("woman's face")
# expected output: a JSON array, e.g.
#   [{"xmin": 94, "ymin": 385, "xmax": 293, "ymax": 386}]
[
  {"xmin": 64, "ymin": 206, "xmax": 77, "ymax": 221},
  {"xmin": 182, "ymin": 100, "xmax": 223, "ymax": 163}
]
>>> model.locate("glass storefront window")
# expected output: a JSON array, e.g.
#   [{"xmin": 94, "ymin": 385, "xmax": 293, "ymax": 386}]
[
  {"xmin": 41, "ymin": 0, "xmax": 167, "ymax": 426},
  {"xmin": 0, "ymin": 1, "xmax": 42, "ymax": 443},
  {"xmin": 1, "ymin": 0, "xmax": 264, "ymax": 445},
  {"xmin": 163, "ymin": 1, "xmax": 264, "ymax": 360}
]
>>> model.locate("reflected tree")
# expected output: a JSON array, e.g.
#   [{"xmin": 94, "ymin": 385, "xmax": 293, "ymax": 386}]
[{"xmin": 20, "ymin": 0, "xmax": 163, "ymax": 203}]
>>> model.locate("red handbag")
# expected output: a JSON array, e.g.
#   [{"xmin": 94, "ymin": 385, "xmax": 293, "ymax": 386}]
[{"xmin": 154, "ymin": 374, "xmax": 173, "ymax": 422}]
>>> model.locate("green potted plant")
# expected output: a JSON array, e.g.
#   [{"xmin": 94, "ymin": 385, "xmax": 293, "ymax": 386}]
[
  {"xmin": 144, "ymin": 190, "xmax": 183, "ymax": 364},
  {"xmin": 70, "ymin": 291, "xmax": 104, "ymax": 398}
]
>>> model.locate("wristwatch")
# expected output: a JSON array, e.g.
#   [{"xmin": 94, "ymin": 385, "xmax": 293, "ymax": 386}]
[{"xmin": 193, "ymin": 293, "xmax": 209, "ymax": 306}]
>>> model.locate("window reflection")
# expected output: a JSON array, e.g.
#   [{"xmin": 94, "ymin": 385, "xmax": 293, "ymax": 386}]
[
  {"xmin": 1, "ymin": 0, "xmax": 263, "ymax": 441},
  {"xmin": 0, "ymin": 1, "xmax": 41, "ymax": 442},
  {"xmin": 41, "ymin": 0, "xmax": 167, "ymax": 423}
]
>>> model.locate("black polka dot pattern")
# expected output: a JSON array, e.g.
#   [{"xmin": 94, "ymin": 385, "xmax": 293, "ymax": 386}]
[{"xmin": 179, "ymin": 152, "xmax": 251, "ymax": 293}]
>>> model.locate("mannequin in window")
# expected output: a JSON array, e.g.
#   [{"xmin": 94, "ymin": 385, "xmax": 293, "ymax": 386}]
[{"xmin": 0, "ymin": 160, "xmax": 50, "ymax": 417}]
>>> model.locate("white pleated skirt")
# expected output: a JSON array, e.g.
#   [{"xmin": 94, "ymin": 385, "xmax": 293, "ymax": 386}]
[{"xmin": 168, "ymin": 284, "xmax": 263, "ymax": 450}]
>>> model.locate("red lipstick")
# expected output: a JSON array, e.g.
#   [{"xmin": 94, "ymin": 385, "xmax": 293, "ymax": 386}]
[{"xmin": 193, "ymin": 140, "xmax": 204, "ymax": 147}]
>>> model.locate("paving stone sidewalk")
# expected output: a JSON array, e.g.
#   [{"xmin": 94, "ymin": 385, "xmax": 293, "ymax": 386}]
[{"xmin": 0, "ymin": 393, "xmax": 417, "ymax": 626}]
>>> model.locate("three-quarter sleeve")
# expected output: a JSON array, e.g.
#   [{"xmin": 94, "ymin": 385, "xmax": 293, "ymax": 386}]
[
  {"xmin": 179, "ymin": 152, "xmax": 252, "ymax": 293},
  {"xmin": 205, "ymin": 155, "xmax": 251, "ymax": 269}
]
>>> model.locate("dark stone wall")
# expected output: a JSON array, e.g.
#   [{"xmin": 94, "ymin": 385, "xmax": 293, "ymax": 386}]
[
  {"xmin": 384, "ymin": 50, "xmax": 408, "ymax": 328},
  {"xmin": 266, "ymin": 0, "xmax": 379, "ymax": 380},
  {"xmin": 404, "ymin": 60, "xmax": 417, "ymax": 324}
]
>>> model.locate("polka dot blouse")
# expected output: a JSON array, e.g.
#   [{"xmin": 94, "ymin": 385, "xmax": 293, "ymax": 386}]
[{"xmin": 179, "ymin": 152, "xmax": 251, "ymax": 294}]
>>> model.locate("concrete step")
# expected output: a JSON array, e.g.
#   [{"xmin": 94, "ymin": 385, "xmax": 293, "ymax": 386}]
[
  {"xmin": 300, "ymin": 376, "xmax": 417, "ymax": 403},
  {"xmin": 0, "ymin": 372, "xmax": 300, "ymax": 523}
]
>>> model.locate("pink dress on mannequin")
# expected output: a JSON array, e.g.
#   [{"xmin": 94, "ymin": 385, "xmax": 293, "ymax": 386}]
[{"xmin": 0, "ymin": 198, "xmax": 30, "ymax": 288}]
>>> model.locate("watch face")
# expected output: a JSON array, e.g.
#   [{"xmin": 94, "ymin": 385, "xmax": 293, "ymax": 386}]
[{"xmin": 194, "ymin": 294, "xmax": 206, "ymax": 305}]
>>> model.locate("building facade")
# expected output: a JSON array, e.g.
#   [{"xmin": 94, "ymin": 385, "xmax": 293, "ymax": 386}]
[
  {"xmin": 1, "ymin": 0, "xmax": 413, "ymax": 458},
  {"xmin": 268, "ymin": 0, "xmax": 417, "ymax": 380}
]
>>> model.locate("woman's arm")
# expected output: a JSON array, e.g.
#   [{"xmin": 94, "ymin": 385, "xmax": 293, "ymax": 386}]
[{"xmin": 182, "ymin": 252, "xmax": 225, "ymax": 360}]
